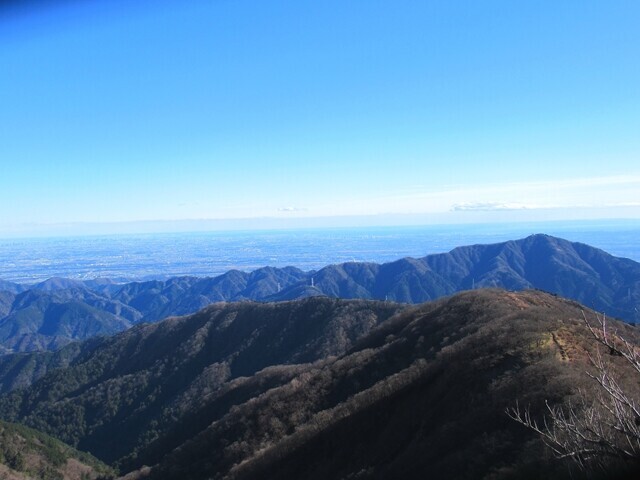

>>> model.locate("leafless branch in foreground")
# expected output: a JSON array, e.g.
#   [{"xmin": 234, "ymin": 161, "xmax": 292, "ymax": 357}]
[{"xmin": 507, "ymin": 311, "xmax": 640, "ymax": 472}]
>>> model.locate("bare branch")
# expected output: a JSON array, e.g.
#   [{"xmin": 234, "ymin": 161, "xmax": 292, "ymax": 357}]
[{"xmin": 508, "ymin": 310, "xmax": 640, "ymax": 472}]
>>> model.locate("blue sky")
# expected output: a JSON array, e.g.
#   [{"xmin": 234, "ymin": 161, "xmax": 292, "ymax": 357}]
[{"xmin": 1, "ymin": 0, "xmax": 639, "ymax": 236}]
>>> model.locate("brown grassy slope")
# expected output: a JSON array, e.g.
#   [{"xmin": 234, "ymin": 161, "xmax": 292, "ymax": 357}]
[{"xmin": 137, "ymin": 289, "xmax": 640, "ymax": 480}]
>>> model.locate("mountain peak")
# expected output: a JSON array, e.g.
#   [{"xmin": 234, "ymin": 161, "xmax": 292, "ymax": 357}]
[
  {"xmin": 0, "ymin": 235, "xmax": 638, "ymax": 355},
  {"xmin": 32, "ymin": 277, "xmax": 88, "ymax": 292}
]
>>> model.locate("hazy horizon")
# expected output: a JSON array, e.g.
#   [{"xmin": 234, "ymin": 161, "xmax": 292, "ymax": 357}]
[
  {"xmin": 2, "ymin": 220, "xmax": 639, "ymax": 284},
  {"xmin": 2, "ymin": 215, "xmax": 640, "ymax": 239}
]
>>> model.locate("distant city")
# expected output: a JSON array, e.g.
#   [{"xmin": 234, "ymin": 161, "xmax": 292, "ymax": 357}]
[{"xmin": 1, "ymin": 220, "xmax": 638, "ymax": 284}]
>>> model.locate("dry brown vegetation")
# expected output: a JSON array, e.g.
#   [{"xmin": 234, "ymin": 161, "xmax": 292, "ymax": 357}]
[
  {"xmin": 128, "ymin": 290, "xmax": 640, "ymax": 479},
  {"xmin": 509, "ymin": 310, "xmax": 640, "ymax": 476},
  {"xmin": 1, "ymin": 290, "xmax": 638, "ymax": 479}
]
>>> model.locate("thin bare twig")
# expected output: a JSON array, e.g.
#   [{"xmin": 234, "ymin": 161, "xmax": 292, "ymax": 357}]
[{"xmin": 507, "ymin": 311, "xmax": 640, "ymax": 471}]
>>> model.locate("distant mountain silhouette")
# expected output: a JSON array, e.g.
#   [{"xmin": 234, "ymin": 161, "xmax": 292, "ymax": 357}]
[
  {"xmin": 0, "ymin": 234, "xmax": 638, "ymax": 353},
  {"xmin": 31, "ymin": 277, "xmax": 88, "ymax": 292},
  {"xmin": 1, "ymin": 290, "xmax": 638, "ymax": 479},
  {"xmin": 0, "ymin": 287, "xmax": 138, "ymax": 354},
  {"xmin": 272, "ymin": 234, "xmax": 640, "ymax": 320},
  {"xmin": 0, "ymin": 280, "xmax": 23, "ymax": 295}
]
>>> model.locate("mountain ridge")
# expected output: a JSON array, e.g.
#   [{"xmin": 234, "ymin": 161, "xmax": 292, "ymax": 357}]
[
  {"xmin": 1, "ymin": 289, "xmax": 638, "ymax": 479},
  {"xmin": 0, "ymin": 297, "xmax": 405, "ymax": 465},
  {"xmin": 0, "ymin": 234, "xmax": 638, "ymax": 354}
]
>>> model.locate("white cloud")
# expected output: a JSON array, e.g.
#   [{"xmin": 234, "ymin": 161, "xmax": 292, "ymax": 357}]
[
  {"xmin": 451, "ymin": 201, "xmax": 640, "ymax": 213},
  {"xmin": 365, "ymin": 173, "xmax": 640, "ymax": 216},
  {"xmin": 451, "ymin": 202, "xmax": 539, "ymax": 212},
  {"xmin": 277, "ymin": 207, "xmax": 309, "ymax": 213}
]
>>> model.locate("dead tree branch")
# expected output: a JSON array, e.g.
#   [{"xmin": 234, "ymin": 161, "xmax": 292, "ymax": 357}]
[{"xmin": 507, "ymin": 311, "xmax": 640, "ymax": 471}]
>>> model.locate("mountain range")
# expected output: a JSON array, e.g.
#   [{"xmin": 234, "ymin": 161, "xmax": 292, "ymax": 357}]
[
  {"xmin": 0, "ymin": 234, "xmax": 638, "ymax": 354},
  {"xmin": 0, "ymin": 289, "xmax": 638, "ymax": 479}
]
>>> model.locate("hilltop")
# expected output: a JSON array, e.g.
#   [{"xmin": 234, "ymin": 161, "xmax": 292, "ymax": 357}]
[{"xmin": 0, "ymin": 290, "xmax": 638, "ymax": 479}]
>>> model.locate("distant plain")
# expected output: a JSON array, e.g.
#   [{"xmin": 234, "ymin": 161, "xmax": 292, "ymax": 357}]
[{"xmin": 1, "ymin": 220, "xmax": 639, "ymax": 284}]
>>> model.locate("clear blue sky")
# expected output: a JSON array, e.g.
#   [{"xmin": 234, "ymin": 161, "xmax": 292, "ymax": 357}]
[{"xmin": 1, "ymin": 0, "xmax": 639, "ymax": 236}]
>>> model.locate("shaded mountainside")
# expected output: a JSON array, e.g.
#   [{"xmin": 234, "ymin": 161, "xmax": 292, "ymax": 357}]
[
  {"xmin": 0, "ymin": 298, "xmax": 404, "ymax": 466},
  {"xmin": 0, "ymin": 267, "xmax": 310, "ymax": 354},
  {"xmin": 128, "ymin": 290, "xmax": 640, "ymax": 480},
  {"xmin": 0, "ymin": 288, "xmax": 136, "ymax": 354},
  {"xmin": 1, "ymin": 234, "xmax": 639, "ymax": 354},
  {"xmin": 0, "ymin": 290, "xmax": 638, "ymax": 479},
  {"xmin": 0, "ymin": 419, "xmax": 113, "ymax": 480},
  {"xmin": 0, "ymin": 339, "xmax": 102, "ymax": 394},
  {"xmin": 0, "ymin": 280, "xmax": 24, "ymax": 295}
]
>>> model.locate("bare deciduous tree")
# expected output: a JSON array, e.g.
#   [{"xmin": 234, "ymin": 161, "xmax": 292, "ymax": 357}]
[{"xmin": 508, "ymin": 311, "xmax": 640, "ymax": 472}]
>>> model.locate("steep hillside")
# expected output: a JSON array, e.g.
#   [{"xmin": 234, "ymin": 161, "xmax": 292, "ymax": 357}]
[
  {"xmin": 0, "ymin": 298, "xmax": 403, "ymax": 466},
  {"xmin": 0, "ymin": 289, "xmax": 134, "ymax": 353},
  {"xmin": 0, "ymin": 339, "xmax": 101, "ymax": 394},
  {"xmin": 0, "ymin": 266, "xmax": 310, "ymax": 354},
  {"xmin": 0, "ymin": 291, "xmax": 14, "ymax": 321},
  {"xmin": 1, "ymin": 234, "xmax": 638, "ymax": 354},
  {"xmin": 111, "ymin": 266, "xmax": 309, "ymax": 322},
  {"xmin": 0, "ymin": 290, "xmax": 638, "ymax": 479},
  {"xmin": 0, "ymin": 419, "xmax": 113, "ymax": 480},
  {"xmin": 130, "ymin": 290, "xmax": 640, "ymax": 480},
  {"xmin": 0, "ymin": 280, "xmax": 24, "ymax": 295}
]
